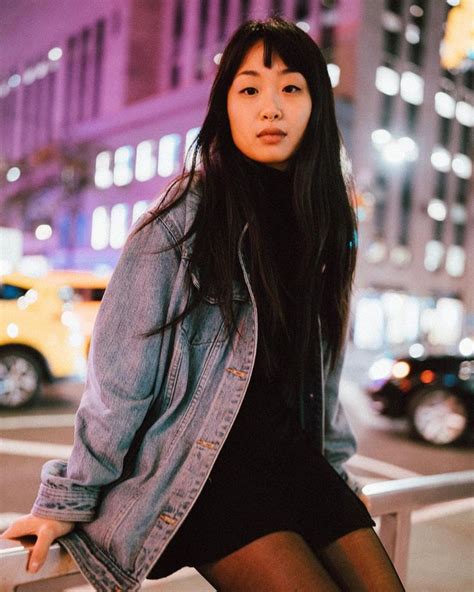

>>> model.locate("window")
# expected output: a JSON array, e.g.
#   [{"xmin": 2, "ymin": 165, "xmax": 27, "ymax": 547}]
[
  {"xmin": 400, "ymin": 71, "xmax": 424, "ymax": 105},
  {"xmin": 445, "ymin": 246, "xmax": 465, "ymax": 277},
  {"xmin": 95, "ymin": 151, "xmax": 113, "ymax": 188},
  {"xmin": 135, "ymin": 140, "xmax": 157, "ymax": 182},
  {"xmin": 424, "ymin": 241, "xmax": 444, "ymax": 272},
  {"xmin": 158, "ymin": 133, "xmax": 181, "ymax": 177},
  {"xmin": 114, "ymin": 145, "xmax": 134, "ymax": 186},
  {"xmin": 132, "ymin": 200, "xmax": 149, "ymax": 223},
  {"xmin": 430, "ymin": 146, "xmax": 451, "ymax": 172},
  {"xmin": 375, "ymin": 66, "xmax": 399, "ymax": 96},
  {"xmin": 0, "ymin": 284, "xmax": 27, "ymax": 300},
  {"xmin": 451, "ymin": 153, "xmax": 472, "ymax": 179},
  {"xmin": 91, "ymin": 206, "xmax": 109, "ymax": 250},
  {"xmin": 435, "ymin": 92, "xmax": 455, "ymax": 118},
  {"xmin": 455, "ymin": 101, "xmax": 474, "ymax": 127},
  {"xmin": 110, "ymin": 204, "xmax": 128, "ymax": 249}
]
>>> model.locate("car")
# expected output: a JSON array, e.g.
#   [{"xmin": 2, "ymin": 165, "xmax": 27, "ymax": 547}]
[
  {"xmin": 0, "ymin": 270, "xmax": 109, "ymax": 408},
  {"xmin": 45, "ymin": 270, "xmax": 109, "ymax": 356},
  {"xmin": 366, "ymin": 354, "xmax": 474, "ymax": 445}
]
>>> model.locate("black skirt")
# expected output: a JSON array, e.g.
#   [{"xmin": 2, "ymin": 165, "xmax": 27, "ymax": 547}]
[{"xmin": 147, "ymin": 371, "xmax": 375, "ymax": 580}]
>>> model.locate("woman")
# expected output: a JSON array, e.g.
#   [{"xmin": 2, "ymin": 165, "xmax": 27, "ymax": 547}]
[{"xmin": 2, "ymin": 18, "xmax": 404, "ymax": 591}]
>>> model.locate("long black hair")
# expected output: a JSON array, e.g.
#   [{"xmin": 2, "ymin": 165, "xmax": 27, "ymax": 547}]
[{"xmin": 135, "ymin": 17, "xmax": 358, "ymax": 376}]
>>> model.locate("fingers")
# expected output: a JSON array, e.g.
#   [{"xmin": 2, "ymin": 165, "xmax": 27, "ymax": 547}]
[
  {"xmin": 0, "ymin": 514, "xmax": 37, "ymax": 539},
  {"xmin": 28, "ymin": 525, "xmax": 57, "ymax": 573},
  {"xmin": 0, "ymin": 514, "xmax": 75, "ymax": 574}
]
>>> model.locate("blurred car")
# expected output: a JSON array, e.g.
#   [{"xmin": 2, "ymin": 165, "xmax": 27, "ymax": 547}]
[
  {"xmin": 0, "ymin": 270, "xmax": 108, "ymax": 408},
  {"xmin": 366, "ymin": 354, "xmax": 474, "ymax": 445},
  {"xmin": 46, "ymin": 270, "xmax": 109, "ymax": 355}
]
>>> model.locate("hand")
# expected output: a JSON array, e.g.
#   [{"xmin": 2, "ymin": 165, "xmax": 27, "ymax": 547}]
[{"xmin": 0, "ymin": 513, "xmax": 75, "ymax": 573}]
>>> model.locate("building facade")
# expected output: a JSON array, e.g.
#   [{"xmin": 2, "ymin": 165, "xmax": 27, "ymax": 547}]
[
  {"xmin": 351, "ymin": 0, "xmax": 473, "ymax": 353},
  {"xmin": 0, "ymin": 0, "xmax": 472, "ymax": 352}
]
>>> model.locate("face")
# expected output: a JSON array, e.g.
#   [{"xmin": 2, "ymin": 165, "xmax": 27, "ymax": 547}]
[{"xmin": 227, "ymin": 41, "xmax": 312, "ymax": 171}]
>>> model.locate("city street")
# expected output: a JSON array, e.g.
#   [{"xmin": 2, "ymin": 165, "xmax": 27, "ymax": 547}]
[{"xmin": 0, "ymin": 353, "xmax": 472, "ymax": 591}]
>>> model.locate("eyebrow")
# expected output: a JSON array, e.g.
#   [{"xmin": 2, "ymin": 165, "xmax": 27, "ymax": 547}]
[{"xmin": 235, "ymin": 68, "xmax": 301, "ymax": 78}]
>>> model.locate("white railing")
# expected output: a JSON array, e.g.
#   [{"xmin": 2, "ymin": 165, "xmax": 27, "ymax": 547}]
[{"xmin": 1, "ymin": 470, "xmax": 473, "ymax": 591}]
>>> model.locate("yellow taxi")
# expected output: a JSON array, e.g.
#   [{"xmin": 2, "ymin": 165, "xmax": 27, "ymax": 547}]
[{"xmin": 0, "ymin": 270, "xmax": 109, "ymax": 408}]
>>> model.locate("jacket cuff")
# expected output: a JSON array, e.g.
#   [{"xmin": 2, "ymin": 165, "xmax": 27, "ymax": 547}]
[{"xmin": 31, "ymin": 460, "xmax": 100, "ymax": 522}]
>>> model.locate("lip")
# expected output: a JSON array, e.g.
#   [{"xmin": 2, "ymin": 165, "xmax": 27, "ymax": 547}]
[{"xmin": 257, "ymin": 128, "xmax": 287, "ymax": 137}]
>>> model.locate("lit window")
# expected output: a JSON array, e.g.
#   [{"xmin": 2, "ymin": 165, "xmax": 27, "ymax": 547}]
[
  {"xmin": 371, "ymin": 129, "xmax": 392, "ymax": 145},
  {"xmin": 375, "ymin": 66, "xmax": 399, "ymax": 96},
  {"xmin": 390, "ymin": 246, "xmax": 412, "ymax": 267},
  {"xmin": 380, "ymin": 137, "xmax": 418, "ymax": 164},
  {"xmin": 430, "ymin": 146, "xmax": 451, "ymax": 172},
  {"xmin": 184, "ymin": 128, "xmax": 200, "ymax": 171},
  {"xmin": 430, "ymin": 298, "xmax": 463, "ymax": 346},
  {"xmin": 22, "ymin": 67, "xmax": 36, "ymax": 85},
  {"xmin": 296, "ymin": 21, "xmax": 311, "ymax": 33},
  {"xmin": 365, "ymin": 240, "xmax": 387, "ymax": 264},
  {"xmin": 327, "ymin": 63, "xmax": 340, "ymax": 88},
  {"xmin": 158, "ymin": 134, "xmax": 181, "ymax": 177},
  {"xmin": 95, "ymin": 151, "xmax": 113, "ymax": 189},
  {"xmin": 114, "ymin": 145, "xmax": 134, "ymax": 186},
  {"xmin": 35, "ymin": 224, "xmax": 52, "ymax": 241},
  {"xmin": 398, "ymin": 136, "xmax": 419, "ymax": 161},
  {"xmin": 381, "ymin": 11, "xmax": 402, "ymax": 32},
  {"xmin": 110, "ymin": 204, "xmax": 129, "ymax": 249},
  {"xmin": 450, "ymin": 203, "xmax": 466, "ymax": 224},
  {"xmin": 424, "ymin": 240, "xmax": 445, "ymax": 272},
  {"xmin": 34, "ymin": 62, "xmax": 49, "ymax": 80},
  {"xmin": 435, "ymin": 92, "xmax": 456, "ymax": 118},
  {"xmin": 405, "ymin": 23, "xmax": 420, "ymax": 44},
  {"xmin": 213, "ymin": 53, "xmax": 223, "ymax": 65},
  {"xmin": 445, "ymin": 245, "xmax": 465, "ymax": 277},
  {"xmin": 409, "ymin": 5, "xmax": 424, "ymax": 17},
  {"xmin": 132, "ymin": 200, "xmax": 149, "ymax": 223},
  {"xmin": 452, "ymin": 153, "xmax": 472, "ymax": 179},
  {"xmin": 48, "ymin": 47, "xmax": 63, "ymax": 61},
  {"xmin": 6, "ymin": 167, "xmax": 21, "ymax": 183},
  {"xmin": 455, "ymin": 101, "xmax": 474, "ymax": 127},
  {"xmin": 353, "ymin": 298, "xmax": 384, "ymax": 350},
  {"xmin": 427, "ymin": 198, "xmax": 447, "ymax": 221},
  {"xmin": 135, "ymin": 140, "xmax": 157, "ymax": 182},
  {"xmin": 91, "ymin": 207, "xmax": 110, "ymax": 250},
  {"xmin": 400, "ymin": 71, "xmax": 423, "ymax": 105},
  {"xmin": 8, "ymin": 74, "xmax": 21, "ymax": 88}
]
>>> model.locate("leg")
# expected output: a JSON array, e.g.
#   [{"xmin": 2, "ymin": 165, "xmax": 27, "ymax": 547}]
[
  {"xmin": 196, "ymin": 530, "xmax": 341, "ymax": 592},
  {"xmin": 318, "ymin": 527, "xmax": 405, "ymax": 592}
]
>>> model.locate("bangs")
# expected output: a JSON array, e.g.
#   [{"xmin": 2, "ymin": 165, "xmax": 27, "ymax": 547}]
[{"xmin": 259, "ymin": 30, "xmax": 310, "ymax": 80}]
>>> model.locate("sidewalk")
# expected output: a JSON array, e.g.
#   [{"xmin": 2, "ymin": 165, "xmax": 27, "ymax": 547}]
[{"xmin": 406, "ymin": 509, "xmax": 473, "ymax": 592}]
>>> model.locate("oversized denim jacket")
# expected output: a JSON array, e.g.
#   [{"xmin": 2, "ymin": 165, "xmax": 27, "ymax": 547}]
[{"xmin": 31, "ymin": 189, "xmax": 357, "ymax": 591}]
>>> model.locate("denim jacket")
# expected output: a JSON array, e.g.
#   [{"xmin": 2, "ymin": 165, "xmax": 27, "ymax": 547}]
[{"xmin": 32, "ymin": 189, "xmax": 357, "ymax": 591}]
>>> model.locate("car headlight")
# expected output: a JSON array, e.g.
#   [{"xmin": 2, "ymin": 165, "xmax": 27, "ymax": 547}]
[
  {"xmin": 368, "ymin": 357, "xmax": 395, "ymax": 381},
  {"xmin": 392, "ymin": 361, "xmax": 411, "ymax": 379}
]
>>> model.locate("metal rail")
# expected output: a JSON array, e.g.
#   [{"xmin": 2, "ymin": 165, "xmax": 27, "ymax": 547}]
[{"xmin": 1, "ymin": 470, "xmax": 473, "ymax": 591}]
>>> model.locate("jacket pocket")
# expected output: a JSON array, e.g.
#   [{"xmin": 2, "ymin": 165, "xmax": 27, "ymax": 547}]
[{"xmin": 181, "ymin": 271, "xmax": 247, "ymax": 346}]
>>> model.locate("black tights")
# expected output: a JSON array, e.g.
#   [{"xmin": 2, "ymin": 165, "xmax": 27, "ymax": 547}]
[{"xmin": 196, "ymin": 528, "xmax": 405, "ymax": 591}]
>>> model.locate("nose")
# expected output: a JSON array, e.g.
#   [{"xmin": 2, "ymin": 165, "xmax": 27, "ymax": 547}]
[
  {"xmin": 260, "ymin": 93, "xmax": 282, "ymax": 121},
  {"xmin": 261, "ymin": 108, "xmax": 282, "ymax": 121}
]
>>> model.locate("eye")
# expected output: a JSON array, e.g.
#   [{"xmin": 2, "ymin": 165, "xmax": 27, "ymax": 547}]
[
  {"xmin": 283, "ymin": 85, "xmax": 301, "ymax": 93},
  {"xmin": 240, "ymin": 87, "xmax": 258, "ymax": 96}
]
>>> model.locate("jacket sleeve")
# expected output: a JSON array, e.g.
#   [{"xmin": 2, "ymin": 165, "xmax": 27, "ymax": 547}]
[
  {"xmin": 323, "ymin": 346, "xmax": 359, "ymax": 489},
  {"xmin": 32, "ymin": 216, "xmax": 182, "ymax": 522}
]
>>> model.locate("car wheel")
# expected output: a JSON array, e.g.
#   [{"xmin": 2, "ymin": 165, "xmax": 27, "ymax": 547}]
[
  {"xmin": 0, "ymin": 351, "xmax": 42, "ymax": 408},
  {"xmin": 408, "ymin": 387, "xmax": 469, "ymax": 445}
]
